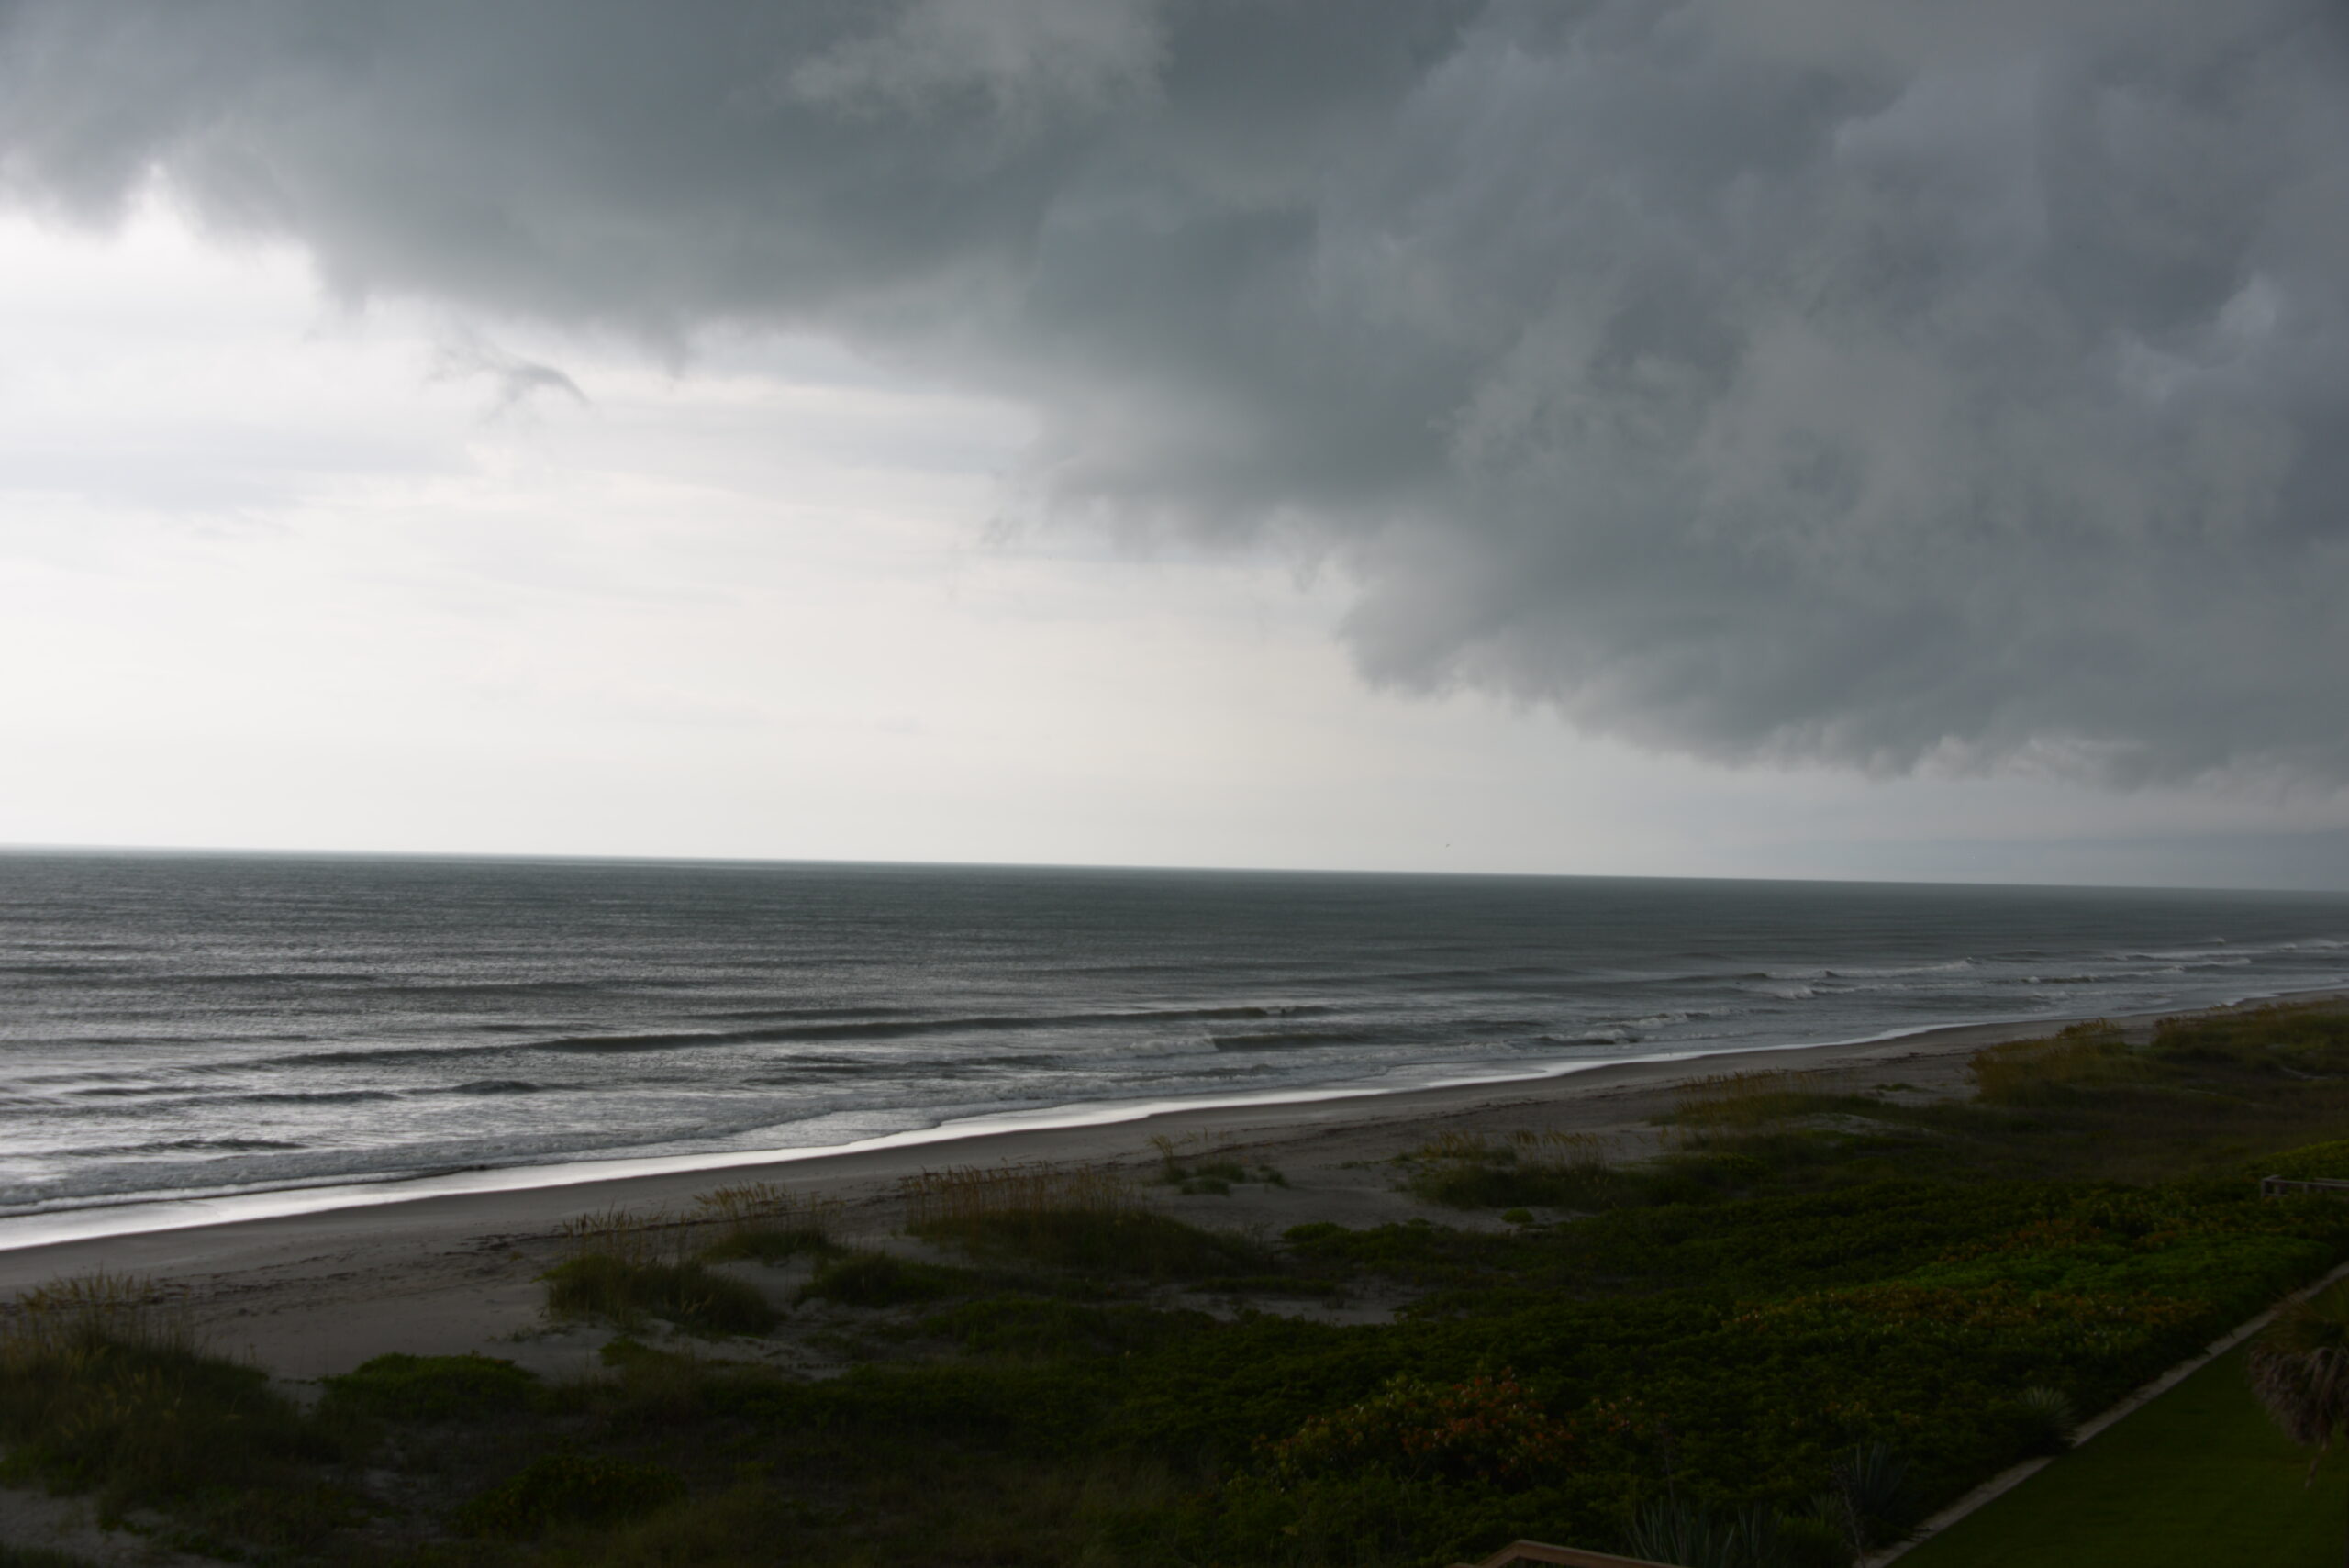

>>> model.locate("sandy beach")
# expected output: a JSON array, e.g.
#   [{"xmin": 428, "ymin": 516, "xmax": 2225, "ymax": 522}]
[{"xmin": 3, "ymin": 1001, "xmax": 2256, "ymax": 1386}]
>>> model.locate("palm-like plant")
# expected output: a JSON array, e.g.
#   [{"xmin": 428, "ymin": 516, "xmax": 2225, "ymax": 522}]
[{"xmin": 2248, "ymin": 1280, "xmax": 2349, "ymax": 1565}]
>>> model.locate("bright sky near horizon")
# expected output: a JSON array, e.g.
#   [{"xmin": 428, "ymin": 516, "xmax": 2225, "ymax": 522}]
[{"xmin": 4, "ymin": 3, "xmax": 2348, "ymax": 890}]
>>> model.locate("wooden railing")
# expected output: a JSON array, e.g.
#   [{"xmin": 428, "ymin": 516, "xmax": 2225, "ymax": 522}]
[
  {"xmin": 2262, "ymin": 1176, "xmax": 2349, "ymax": 1198},
  {"xmin": 1446, "ymin": 1542, "xmax": 1676, "ymax": 1568}
]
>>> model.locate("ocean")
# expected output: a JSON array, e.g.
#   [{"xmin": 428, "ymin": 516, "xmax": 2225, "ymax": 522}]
[{"xmin": 6, "ymin": 851, "xmax": 2349, "ymax": 1227}]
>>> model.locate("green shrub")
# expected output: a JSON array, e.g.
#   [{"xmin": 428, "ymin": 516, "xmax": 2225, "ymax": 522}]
[
  {"xmin": 796, "ymin": 1251, "xmax": 972, "ymax": 1307},
  {"xmin": 691, "ymin": 1180, "xmax": 841, "ymax": 1263},
  {"xmin": 453, "ymin": 1451, "xmax": 685, "ymax": 1538},
  {"xmin": 321, "ymin": 1352, "xmax": 541, "ymax": 1421},
  {"xmin": 1267, "ymin": 1373, "xmax": 1575, "ymax": 1487},
  {"xmin": 1625, "ymin": 1497, "xmax": 1789, "ymax": 1568},
  {"xmin": 1831, "ymin": 1440, "xmax": 1919, "ymax": 1550},
  {"xmin": 2011, "ymin": 1385, "xmax": 2078, "ymax": 1455},
  {"xmin": 543, "ymin": 1253, "xmax": 778, "ymax": 1336},
  {"xmin": 2260, "ymin": 1139, "xmax": 2349, "ymax": 1181}
]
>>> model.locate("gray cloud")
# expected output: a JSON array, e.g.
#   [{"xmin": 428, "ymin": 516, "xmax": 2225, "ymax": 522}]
[
  {"xmin": 431, "ymin": 334, "xmax": 590, "ymax": 415},
  {"xmin": 2, "ymin": 0, "xmax": 2343, "ymax": 782}
]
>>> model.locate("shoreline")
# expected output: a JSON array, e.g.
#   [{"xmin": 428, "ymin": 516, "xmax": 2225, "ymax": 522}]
[
  {"xmin": 3, "ymin": 991, "xmax": 2333, "ymax": 1385},
  {"xmin": 0, "ymin": 1005, "xmax": 2143, "ymax": 1255},
  {"xmin": 4, "ymin": 985, "xmax": 2327, "ymax": 1260}
]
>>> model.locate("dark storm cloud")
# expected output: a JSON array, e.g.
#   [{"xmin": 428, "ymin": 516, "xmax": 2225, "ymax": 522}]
[{"xmin": 4, "ymin": 0, "xmax": 2344, "ymax": 782}]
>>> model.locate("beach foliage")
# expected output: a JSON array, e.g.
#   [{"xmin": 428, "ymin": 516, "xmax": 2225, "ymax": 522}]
[
  {"xmin": 1672, "ymin": 1069, "xmax": 1865, "ymax": 1128},
  {"xmin": 2265, "ymin": 1141, "xmax": 2349, "ymax": 1181},
  {"xmin": 2010, "ymin": 1384, "xmax": 2079, "ymax": 1454},
  {"xmin": 904, "ymin": 1160, "xmax": 1277, "ymax": 1277},
  {"xmin": 323, "ymin": 1351, "xmax": 545, "ymax": 1422},
  {"xmin": 540, "ymin": 1195, "xmax": 785, "ymax": 1336},
  {"xmin": 690, "ymin": 1180, "xmax": 841, "ymax": 1263},
  {"xmin": 2152, "ymin": 1001, "xmax": 2349, "ymax": 1067},
  {"xmin": 793, "ymin": 1249, "xmax": 972, "ymax": 1307},
  {"xmin": 1972, "ymin": 1020, "xmax": 2150, "ymax": 1105},
  {"xmin": 0, "ymin": 1271, "xmax": 361, "ymax": 1554},
  {"xmin": 454, "ymin": 1452, "xmax": 686, "ymax": 1540},
  {"xmin": 1264, "ymin": 1371, "xmax": 1576, "ymax": 1487},
  {"xmin": 903, "ymin": 1160, "xmax": 1139, "ymax": 1228},
  {"xmin": 541, "ymin": 1255, "xmax": 777, "ymax": 1337}
]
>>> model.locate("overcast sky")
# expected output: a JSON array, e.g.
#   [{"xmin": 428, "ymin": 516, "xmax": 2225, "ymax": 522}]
[{"xmin": 3, "ymin": 0, "xmax": 2346, "ymax": 888}]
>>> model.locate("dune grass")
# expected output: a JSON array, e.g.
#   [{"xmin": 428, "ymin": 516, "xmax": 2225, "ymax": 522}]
[
  {"xmin": 902, "ymin": 1161, "xmax": 1275, "ymax": 1278},
  {"xmin": 540, "ymin": 1195, "xmax": 784, "ymax": 1335},
  {"xmin": 690, "ymin": 1179, "xmax": 842, "ymax": 1263},
  {"xmin": 1671, "ymin": 1068, "xmax": 1867, "ymax": 1128},
  {"xmin": 1970, "ymin": 1019, "xmax": 2160, "ymax": 1104},
  {"xmin": 541, "ymin": 1253, "xmax": 777, "ymax": 1336},
  {"xmin": 1898, "ymin": 1339, "xmax": 2349, "ymax": 1568},
  {"xmin": 0, "ymin": 1271, "xmax": 362, "ymax": 1554}
]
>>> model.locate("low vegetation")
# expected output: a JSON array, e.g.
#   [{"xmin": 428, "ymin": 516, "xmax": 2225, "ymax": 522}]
[
  {"xmin": 539, "ymin": 1202, "xmax": 782, "ymax": 1336},
  {"xmin": 12, "ymin": 1001, "xmax": 2349, "ymax": 1566},
  {"xmin": 453, "ymin": 1452, "xmax": 687, "ymax": 1540},
  {"xmin": 322, "ymin": 1352, "xmax": 547, "ymax": 1423},
  {"xmin": 0, "ymin": 1272, "xmax": 363, "ymax": 1557},
  {"xmin": 689, "ymin": 1180, "xmax": 841, "ymax": 1264}
]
